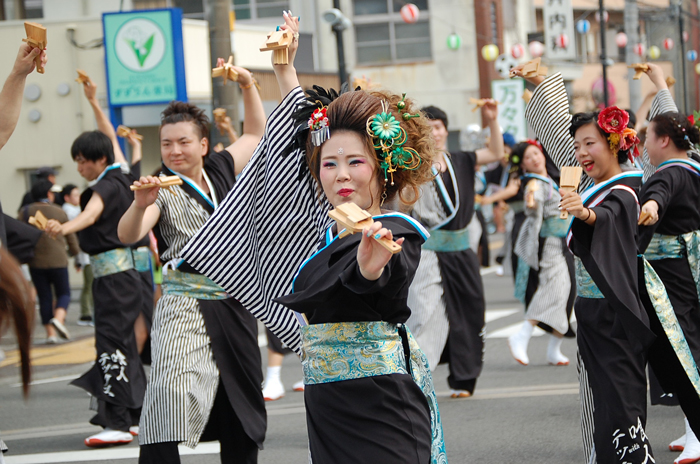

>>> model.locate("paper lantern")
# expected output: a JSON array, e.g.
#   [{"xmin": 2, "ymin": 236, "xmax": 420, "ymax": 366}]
[
  {"xmin": 511, "ymin": 43, "xmax": 525, "ymax": 59},
  {"xmin": 576, "ymin": 19, "xmax": 591, "ymax": 34},
  {"xmin": 695, "ymin": 63, "xmax": 700, "ymax": 75},
  {"xmin": 615, "ymin": 32, "xmax": 628, "ymax": 48},
  {"xmin": 634, "ymin": 43, "xmax": 645, "ymax": 57},
  {"xmin": 663, "ymin": 38, "xmax": 674, "ymax": 51},
  {"xmin": 683, "ymin": 31, "xmax": 690, "ymax": 43},
  {"xmin": 529, "ymin": 41, "xmax": 544, "ymax": 58},
  {"xmin": 649, "ymin": 45, "xmax": 660, "ymax": 60},
  {"xmin": 556, "ymin": 34, "xmax": 570, "ymax": 49},
  {"xmin": 447, "ymin": 33, "xmax": 462, "ymax": 51},
  {"xmin": 481, "ymin": 44, "xmax": 499, "ymax": 61},
  {"xmin": 400, "ymin": 3, "xmax": 420, "ymax": 24},
  {"xmin": 687, "ymin": 50, "xmax": 698, "ymax": 62},
  {"xmin": 594, "ymin": 10, "xmax": 609, "ymax": 23}
]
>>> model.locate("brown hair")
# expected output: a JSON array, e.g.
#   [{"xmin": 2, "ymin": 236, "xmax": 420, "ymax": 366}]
[
  {"xmin": 160, "ymin": 101, "xmax": 210, "ymax": 142},
  {"xmin": 0, "ymin": 248, "xmax": 34, "ymax": 397},
  {"xmin": 649, "ymin": 112, "xmax": 700, "ymax": 151},
  {"xmin": 304, "ymin": 90, "xmax": 436, "ymax": 206}
]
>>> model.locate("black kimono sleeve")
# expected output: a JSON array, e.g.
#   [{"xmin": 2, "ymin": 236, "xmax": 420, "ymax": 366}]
[{"xmin": 570, "ymin": 190, "xmax": 655, "ymax": 352}]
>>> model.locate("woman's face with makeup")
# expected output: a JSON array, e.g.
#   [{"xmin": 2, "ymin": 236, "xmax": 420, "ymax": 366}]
[{"xmin": 319, "ymin": 131, "xmax": 382, "ymax": 214}]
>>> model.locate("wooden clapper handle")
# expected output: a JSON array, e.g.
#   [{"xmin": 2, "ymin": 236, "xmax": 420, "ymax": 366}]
[
  {"xmin": 559, "ymin": 187, "xmax": 573, "ymax": 219},
  {"xmin": 130, "ymin": 176, "xmax": 183, "ymax": 191}
]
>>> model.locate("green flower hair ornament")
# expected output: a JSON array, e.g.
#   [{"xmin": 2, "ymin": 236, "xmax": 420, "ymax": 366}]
[{"xmin": 366, "ymin": 95, "xmax": 422, "ymax": 186}]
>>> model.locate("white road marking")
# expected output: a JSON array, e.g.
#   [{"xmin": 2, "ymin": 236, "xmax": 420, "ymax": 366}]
[
  {"xmin": 484, "ymin": 308, "xmax": 519, "ymax": 323},
  {"xmin": 4, "ymin": 443, "xmax": 220, "ymax": 463},
  {"xmin": 11, "ymin": 374, "xmax": 79, "ymax": 388},
  {"xmin": 479, "ymin": 266, "xmax": 500, "ymax": 276}
]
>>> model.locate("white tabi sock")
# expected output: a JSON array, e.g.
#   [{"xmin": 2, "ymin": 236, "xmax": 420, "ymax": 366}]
[
  {"xmin": 675, "ymin": 417, "xmax": 700, "ymax": 464},
  {"xmin": 266, "ymin": 365, "xmax": 281, "ymax": 383},
  {"xmin": 546, "ymin": 334, "xmax": 569, "ymax": 366}
]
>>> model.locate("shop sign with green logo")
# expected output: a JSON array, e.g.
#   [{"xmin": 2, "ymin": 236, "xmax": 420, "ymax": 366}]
[{"xmin": 103, "ymin": 9, "xmax": 187, "ymax": 106}]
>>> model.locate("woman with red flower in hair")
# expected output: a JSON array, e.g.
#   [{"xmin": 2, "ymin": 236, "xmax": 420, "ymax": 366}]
[{"xmin": 512, "ymin": 64, "xmax": 656, "ymax": 463}]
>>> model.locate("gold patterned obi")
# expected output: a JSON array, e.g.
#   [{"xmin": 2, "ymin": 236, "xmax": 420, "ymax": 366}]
[
  {"xmin": 132, "ymin": 247, "xmax": 151, "ymax": 273},
  {"xmin": 575, "ymin": 257, "xmax": 604, "ymax": 299},
  {"xmin": 161, "ymin": 269, "xmax": 229, "ymax": 300},
  {"xmin": 90, "ymin": 248, "xmax": 134, "ymax": 278},
  {"xmin": 645, "ymin": 233, "xmax": 686, "ymax": 260},
  {"xmin": 301, "ymin": 321, "xmax": 409, "ymax": 385}
]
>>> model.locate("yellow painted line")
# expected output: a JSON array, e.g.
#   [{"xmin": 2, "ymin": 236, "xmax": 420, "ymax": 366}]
[{"xmin": 0, "ymin": 337, "xmax": 95, "ymax": 368}]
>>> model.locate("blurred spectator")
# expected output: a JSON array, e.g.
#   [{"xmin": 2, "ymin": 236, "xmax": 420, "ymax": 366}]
[
  {"xmin": 18, "ymin": 166, "xmax": 56, "ymax": 210},
  {"xmin": 19, "ymin": 179, "xmax": 79, "ymax": 343},
  {"xmin": 61, "ymin": 184, "xmax": 94, "ymax": 326}
]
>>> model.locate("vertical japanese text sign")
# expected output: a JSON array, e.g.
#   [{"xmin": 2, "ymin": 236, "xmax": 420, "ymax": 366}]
[
  {"xmin": 103, "ymin": 9, "xmax": 187, "ymax": 106},
  {"xmin": 543, "ymin": 0, "xmax": 577, "ymax": 60},
  {"xmin": 491, "ymin": 79, "xmax": 527, "ymax": 142}
]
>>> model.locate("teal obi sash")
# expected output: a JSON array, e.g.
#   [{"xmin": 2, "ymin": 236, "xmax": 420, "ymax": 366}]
[
  {"xmin": 132, "ymin": 247, "xmax": 151, "ymax": 273},
  {"xmin": 645, "ymin": 233, "xmax": 685, "ymax": 260},
  {"xmin": 422, "ymin": 227, "xmax": 469, "ymax": 252},
  {"xmin": 540, "ymin": 217, "xmax": 569, "ymax": 238},
  {"xmin": 301, "ymin": 321, "xmax": 447, "ymax": 464},
  {"xmin": 641, "ymin": 230, "xmax": 700, "ymax": 399},
  {"xmin": 575, "ymin": 257, "xmax": 604, "ymax": 299},
  {"xmin": 91, "ymin": 248, "xmax": 134, "ymax": 278},
  {"xmin": 161, "ymin": 269, "xmax": 229, "ymax": 300},
  {"xmin": 509, "ymin": 201, "xmax": 525, "ymax": 214}
]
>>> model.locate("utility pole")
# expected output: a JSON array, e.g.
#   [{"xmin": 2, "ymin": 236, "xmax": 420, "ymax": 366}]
[
  {"xmin": 624, "ymin": 0, "xmax": 641, "ymax": 112},
  {"xmin": 207, "ymin": 0, "xmax": 239, "ymax": 148},
  {"xmin": 332, "ymin": 0, "xmax": 348, "ymax": 86},
  {"xmin": 677, "ymin": 0, "xmax": 689, "ymax": 114},
  {"xmin": 599, "ymin": 0, "xmax": 609, "ymax": 107}
]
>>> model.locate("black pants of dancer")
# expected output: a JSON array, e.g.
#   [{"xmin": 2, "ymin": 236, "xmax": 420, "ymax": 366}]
[{"xmin": 139, "ymin": 381, "xmax": 258, "ymax": 464}]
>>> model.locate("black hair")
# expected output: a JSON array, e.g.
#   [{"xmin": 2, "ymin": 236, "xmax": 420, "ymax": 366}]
[
  {"xmin": 421, "ymin": 105, "xmax": 449, "ymax": 130},
  {"xmin": 61, "ymin": 183, "xmax": 78, "ymax": 200},
  {"xmin": 649, "ymin": 112, "xmax": 700, "ymax": 151},
  {"xmin": 71, "ymin": 131, "xmax": 115, "ymax": 165},
  {"xmin": 160, "ymin": 101, "xmax": 210, "ymax": 142},
  {"xmin": 31, "ymin": 179, "xmax": 53, "ymax": 202},
  {"xmin": 569, "ymin": 112, "xmax": 628, "ymax": 164},
  {"xmin": 625, "ymin": 109, "xmax": 637, "ymax": 128}
]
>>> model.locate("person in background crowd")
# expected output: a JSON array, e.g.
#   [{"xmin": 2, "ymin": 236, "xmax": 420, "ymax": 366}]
[
  {"xmin": 18, "ymin": 166, "xmax": 57, "ymax": 211},
  {"xmin": 20, "ymin": 180, "xmax": 79, "ymax": 343},
  {"xmin": 62, "ymin": 183, "xmax": 94, "ymax": 326}
]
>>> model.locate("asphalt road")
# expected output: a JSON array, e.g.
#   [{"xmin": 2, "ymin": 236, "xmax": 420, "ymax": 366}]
[{"xmin": 0, "ymin": 265, "xmax": 687, "ymax": 464}]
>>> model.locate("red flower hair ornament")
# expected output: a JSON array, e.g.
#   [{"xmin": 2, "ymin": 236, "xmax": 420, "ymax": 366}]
[{"xmin": 597, "ymin": 106, "xmax": 640, "ymax": 161}]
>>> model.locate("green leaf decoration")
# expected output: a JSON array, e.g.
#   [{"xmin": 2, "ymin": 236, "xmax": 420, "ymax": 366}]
[{"xmin": 125, "ymin": 33, "xmax": 156, "ymax": 68}]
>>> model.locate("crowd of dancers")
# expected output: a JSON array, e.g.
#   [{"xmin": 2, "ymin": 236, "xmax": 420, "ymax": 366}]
[{"xmin": 1, "ymin": 10, "xmax": 700, "ymax": 464}]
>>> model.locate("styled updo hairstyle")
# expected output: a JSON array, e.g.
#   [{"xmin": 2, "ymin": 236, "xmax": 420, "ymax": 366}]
[
  {"xmin": 305, "ymin": 90, "xmax": 437, "ymax": 206},
  {"xmin": 160, "ymin": 101, "xmax": 210, "ymax": 143},
  {"xmin": 509, "ymin": 141, "xmax": 536, "ymax": 176},
  {"xmin": 649, "ymin": 112, "xmax": 700, "ymax": 151},
  {"xmin": 569, "ymin": 112, "xmax": 630, "ymax": 164}
]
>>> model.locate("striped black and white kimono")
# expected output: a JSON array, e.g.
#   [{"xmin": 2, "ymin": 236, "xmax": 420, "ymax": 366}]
[
  {"xmin": 525, "ymin": 73, "xmax": 662, "ymax": 464},
  {"xmin": 513, "ymin": 174, "xmax": 575, "ymax": 337},
  {"xmin": 139, "ymin": 152, "xmax": 265, "ymax": 451}
]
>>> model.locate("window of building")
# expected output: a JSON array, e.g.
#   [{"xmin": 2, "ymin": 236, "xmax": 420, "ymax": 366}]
[
  {"xmin": 353, "ymin": 0, "xmax": 431, "ymax": 65},
  {"xmin": 23, "ymin": 0, "xmax": 43, "ymax": 19},
  {"xmin": 233, "ymin": 0, "xmax": 290, "ymax": 21}
]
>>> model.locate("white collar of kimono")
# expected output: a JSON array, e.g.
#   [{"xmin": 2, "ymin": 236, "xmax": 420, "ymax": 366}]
[
  {"xmin": 87, "ymin": 162, "xmax": 121, "ymax": 187},
  {"xmin": 170, "ymin": 168, "xmax": 218, "ymax": 209},
  {"xmin": 657, "ymin": 157, "xmax": 700, "ymax": 176},
  {"xmin": 580, "ymin": 171, "xmax": 642, "ymax": 205},
  {"xmin": 432, "ymin": 154, "xmax": 459, "ymax": 230}
]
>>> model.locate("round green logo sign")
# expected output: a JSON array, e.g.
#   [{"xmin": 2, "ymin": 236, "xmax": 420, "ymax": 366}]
[{"xmin": 114, "ymin": 18, "xmax": 166, "ymax": 72}]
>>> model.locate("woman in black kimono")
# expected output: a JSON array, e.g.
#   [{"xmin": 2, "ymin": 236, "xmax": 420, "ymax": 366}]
[
  {"xmin": 180, "ymin": 13, "xmax": 446, "ymax": 463},
  {"xmin": 637, "ymin": 105, "xmax": 700, "ymax": 463},
  {"xmin": 515, "ymin": 65, "xmax": 656, "ymax": 464}
]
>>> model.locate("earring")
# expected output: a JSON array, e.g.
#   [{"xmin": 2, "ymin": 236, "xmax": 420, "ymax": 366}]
[{"xmin": 380, "ymin": 190, "xmax": 388, "ymax": 207}]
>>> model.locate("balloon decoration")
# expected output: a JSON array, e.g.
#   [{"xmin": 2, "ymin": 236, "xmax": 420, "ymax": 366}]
[
  {"xmin": 649, "ymin": 45, "xmax": 660, "ymax": 60},
  {"xmin": 683, "ymin": 31, "xmax": 690, "ymax": 43},
  {"xmin": 663, "ymin": 38, "xmax": 674, "ymax": 51},
  {"xmin": 615, "ymin": 32, "xmax": 628, "ymax": 48},
  {"xmin": 696, "ymin": 63, "xmax": 700, "ymax": 75},
  {"xmin": 556, "ymin": 34, "xmax": 570, "ymax": 49},
  {"xmin": 576, "ymin": 19, "xmax": 591, "ymax": 34},
  {"xmin": 594, "ymin": 10, "xmax": 609, "ymax": 23},
  {"xmin": 529, "ymin": 41, "xmax": 544, "ymax": 58},
  {"xmin": 400, "ymin": 3, "xmax": 420, "ymax": 24},
  {"xmin": 688, "ymin": 50, "xmax": 698, "ymax": 62},
  {"xmin": 511, "ymin": 43, "xmax": 525, "ymax": 59},
  {"xmin": 634, "ymin": 43, "xmax": 645, "ymax": 57},
  {"xmin": 447, "ymin": 33, "xmax": 462, "ymax": 51},
  {"xmin": 481, "ymin": 44, "xmax": 499, "ymax": 61}
]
